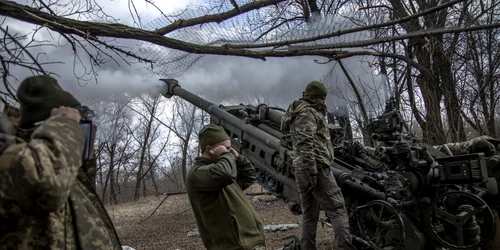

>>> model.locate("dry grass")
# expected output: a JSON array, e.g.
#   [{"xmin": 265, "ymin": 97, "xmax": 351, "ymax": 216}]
[{"xmin": 107, "ymin": 184, "xmax": 336, "ymax": 250}]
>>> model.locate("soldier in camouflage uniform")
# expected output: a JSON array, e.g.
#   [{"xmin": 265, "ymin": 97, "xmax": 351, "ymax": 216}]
[
  {"xmin": 434, "ymin": 135, "xmax": 500, "ymax": 175},
  {"xmin": 281, "ymin": 81, "xmax": 356, "ymax": 250},
  {"xmin": 434, "ymin": 135, "xmax": 500, "ymax": 157},
  {"xmin": 0, "ymin": 75, "xmax": 122, "ymax": 249}
]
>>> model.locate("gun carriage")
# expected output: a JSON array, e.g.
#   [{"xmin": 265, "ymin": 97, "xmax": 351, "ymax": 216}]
[{"xmin": 160, "ymin": 79, "xmax": 496, "ymax": 250}]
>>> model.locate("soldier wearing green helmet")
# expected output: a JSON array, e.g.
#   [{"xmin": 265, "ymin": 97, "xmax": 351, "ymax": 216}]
[{"xmin": 282, "ymin": 80, "xmax": 356, "ymax": 250}]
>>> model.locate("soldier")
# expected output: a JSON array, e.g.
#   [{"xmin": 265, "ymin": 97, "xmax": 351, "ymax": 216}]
[
  {"xmin": 0, "ymin": 75, "xmax": 122, "ymax": 249},
  {"xmin": 186, "ymin": 124, "xmax": 266, "ymax": 250},
  {"xmin": 281, "ymin": 81, "xmax": 356, "ymax": 250},
  {"xmin": 434, "ymin": 135, "xmax": 500, "ymax": 176},
  {"xmin": 434, "ymin": 135, "xmax": 500, "ymax": 157}
]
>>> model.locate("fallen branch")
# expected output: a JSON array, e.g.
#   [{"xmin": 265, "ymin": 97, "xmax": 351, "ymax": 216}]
[
  {"xmin": 138, "ymin": 191, "xmax": 186, "ymax": 224},
  {"xmin": 246, "ymin": 192, "xmax": 271, "ymax": 196}
]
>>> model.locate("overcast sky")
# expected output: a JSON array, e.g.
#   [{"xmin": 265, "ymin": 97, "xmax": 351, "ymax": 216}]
[{"xmin": 1, "ymin": 0, "xmax": 387, "ymax": 115}]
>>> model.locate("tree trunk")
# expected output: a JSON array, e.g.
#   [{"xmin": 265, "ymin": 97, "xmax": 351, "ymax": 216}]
[
  {"xmin": 181, "ymin": 135, "xmax": 191, "ymax": 187},
  {"xmin": 337, "ymin": 59, "xmax": 373, "ymax": 146},
  {"xmin": 415, "ymin": 74, "xmax": 447, "ymax": 144},
  {"xmin": 142, "ymin": 171, "xmax": 147, "ymax": 198},
  {"xmin": 389, "ymin": 0, "xmax": 458, "ymax": 144},
  {"xmin": 134, "ymin": 112, "xmax": 154, "ymax": 201},
  {"xmin": 109, "ymin": 145, "xmax": 118, "ymax": 205},
  {"xmin": 151, "ymin": 168, "xmax": 159, "ymax": 196},
  {"xmin": 434, "ymin": 37, "xmax": 466, "ymax": 141}
]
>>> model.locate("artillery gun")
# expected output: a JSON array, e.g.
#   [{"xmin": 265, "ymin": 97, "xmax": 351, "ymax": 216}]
[{"xmin": 160, "ymin": 79, "xmax": 495, "ymax": 250}]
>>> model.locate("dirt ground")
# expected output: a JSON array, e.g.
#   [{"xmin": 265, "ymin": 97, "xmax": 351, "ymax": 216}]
[{"xmin": 107, "ymin": 184, "xmax": 335, "ymax": 250}]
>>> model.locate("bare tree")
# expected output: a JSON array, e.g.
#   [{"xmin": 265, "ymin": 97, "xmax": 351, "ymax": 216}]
[
  {"xmin": 0, "ymin": 1, "xmax": 152, "ymax": 95},
  {"xmin": 0, "ymin": 18, "xmax": 63, "ymax": 104},
  {"xmin": 455, "ymin": 1, "xmax": 500, "ymax": 138},
  {"xmin": 165, "ymin": 97, "xmax": 206, "ymax": 187},
  {"xmin": 127, "ymin": 94, "xmax": 168, "ymax": 201},
  {"xmin": 91, "ymin": 97, "xmax": 135, "ymax": 204}
]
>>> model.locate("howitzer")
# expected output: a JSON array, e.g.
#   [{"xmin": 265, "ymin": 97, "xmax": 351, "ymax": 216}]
[{"xmin": 160, "ymin": 79, "xmax": 496, "ymax": 250}]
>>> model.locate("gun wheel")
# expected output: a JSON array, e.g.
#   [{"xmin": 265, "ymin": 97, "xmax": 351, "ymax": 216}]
[
  {"xmin": 426, "ymin": 191, "xmax": 494, "ymax": 250},
  {"xmin": 357, "ymin": 200, "xmax": 405, "ymax": 250}
]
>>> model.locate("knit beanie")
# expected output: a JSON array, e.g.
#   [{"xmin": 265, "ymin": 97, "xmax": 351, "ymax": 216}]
[
  {"xmin": 303, "ymin": 80, "xmax": 328, "ymax": 100},
  {"xmin": 198, "ymin": 124, "xmax": 230, "ymax": 152},
  {"xmin": 16, "ymin": 75, "xmax": 81, "ymax": 128}
]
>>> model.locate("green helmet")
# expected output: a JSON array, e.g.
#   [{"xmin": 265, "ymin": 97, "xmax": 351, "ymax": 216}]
[{"xmin": 303, "ymin": 80, "xmax": 328, "ymax": 100}]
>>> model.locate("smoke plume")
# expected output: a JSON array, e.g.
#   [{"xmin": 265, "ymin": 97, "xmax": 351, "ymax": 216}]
[{"xmin": 162, "ymin": 14, "xmax": 389, "ymax": 117}]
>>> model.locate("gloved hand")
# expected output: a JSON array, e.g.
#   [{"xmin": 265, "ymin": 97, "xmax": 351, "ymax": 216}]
[{"xmin": 307, "ymin": 173, "xmax": 317, "ymax": 193}]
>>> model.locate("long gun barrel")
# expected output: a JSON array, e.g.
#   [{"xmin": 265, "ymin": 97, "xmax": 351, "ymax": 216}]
[
  {"xmin": 160, "ymin": 79, "xmax": 294, "ymax": 189},
  {"xmin": 161, "ymin": 79, "xmax": 282, "ymax": 150}
]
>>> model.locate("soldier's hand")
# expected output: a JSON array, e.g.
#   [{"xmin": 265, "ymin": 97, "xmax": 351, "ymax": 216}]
[
  {"xmin": 51, "ymin": 106, "xmax": 81, "ymax": 122},
  {"xmin": 307, "ymin": 174, "xmax": 317, "ymax": 193},
  {"xmin": 209, "ymin": 145, "xmax": 229, "ymax": 158},
  {"xmin": 228, "ymin": 148, "xmax": 239, "ymax": 158}
]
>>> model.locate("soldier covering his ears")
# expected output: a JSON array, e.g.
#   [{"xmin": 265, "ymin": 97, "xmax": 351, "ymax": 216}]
[
  {"xmin": 0, "ymin": 75, "xmax": 122, "ymax": 249},
  {"xmin": 186, "ymin": 124, "xmax": 266, "ymax": 250},
  {"xmin": 282, "ymin": 81, "xmax": 356, "ymax": 250}
]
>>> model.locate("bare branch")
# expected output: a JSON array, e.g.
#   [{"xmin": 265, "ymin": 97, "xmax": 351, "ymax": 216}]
[
  {"xmin": 2, "ymin": 0, "xmax": 495, "ymax": 62},
  {"xmin": 155, "ymin": 0, "xmax": 286, "ymax": 35},
  {"xmin": 0, "ymin": 26, "xmax": 46, "ymax": 74},
  {"xmin": 137, "ymin": 192, "xmax": 187, "ymax": 224},
  {"xmin": 224, "ymin": 0, "xmax": 465, "ymax": 49}
]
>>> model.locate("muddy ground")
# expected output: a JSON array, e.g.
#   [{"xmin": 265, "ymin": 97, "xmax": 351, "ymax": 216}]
[{"xmin": 107, "ymin": 184, "xmax": 335, "ymax": 250}]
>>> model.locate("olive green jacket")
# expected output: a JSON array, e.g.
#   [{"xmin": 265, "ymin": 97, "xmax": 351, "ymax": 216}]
[{"xmin": 187, "ymin": 152, "xmax": 265, "ymax": 250}]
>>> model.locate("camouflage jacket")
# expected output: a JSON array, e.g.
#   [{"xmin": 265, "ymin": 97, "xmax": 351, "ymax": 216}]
[
  {"xmin": 186, "ymin": 153, "xmax": 265, "ymax": 250},
  {"xmin": 434, "ymin": 135, "xmax": 500, "ymax": 156},
  {"xmin": 281, "ymin": 99, "xmax": 334, "ymax": 175},
  {"xmin": 0, "ymin": 115, "xmax": 121, "ymax": 250}
]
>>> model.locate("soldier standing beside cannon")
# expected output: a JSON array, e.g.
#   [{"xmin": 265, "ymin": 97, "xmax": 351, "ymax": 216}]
[{"xmin": 281, "ymin": 81, "xmax": 357, "ymax": 250}]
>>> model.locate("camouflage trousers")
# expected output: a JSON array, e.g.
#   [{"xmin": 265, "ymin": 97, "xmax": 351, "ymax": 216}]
[
  {"xmin": 296, "ymin": 167, "xmax": 357, "ymax": 250},
  {"xmin": 253, "ymin": 245, "xmax": 266, "ymax": 250}
]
